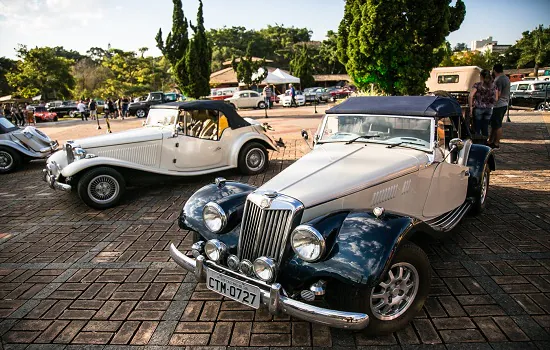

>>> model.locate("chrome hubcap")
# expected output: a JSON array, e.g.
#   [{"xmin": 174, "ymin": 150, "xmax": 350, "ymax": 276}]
[
  {"xmin": 87, "ymin": 175, "xmax": 119, "ymax": 204},
  {"xmin": 370, "ymin": 262, "xmax": 419, "ymax": 320},
  {"xmin": 137, "ymin": 110, "xmax": 145, "ymax": 118},
  {"xmin": 246, "ymin": 148, "xmax": 265, "ymax": 171},
  {"xmin": 0, "ymin": 151, "xmax": 13, "ymax": 170}
]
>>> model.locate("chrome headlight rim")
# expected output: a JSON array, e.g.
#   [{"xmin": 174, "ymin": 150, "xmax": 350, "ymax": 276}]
[
  {"xmin": 253, "ymin": 256, "xmax": 277, "ymax": 282},
  {"xmin": 290, "ymin": 225, "xmax": 326, "ymax": 263},
  {"xmin": 72, "ymin": 147, "xmax": 87, "ymax": 160},
  {"xmin": 202, "ymin": 202, "xmax": 227, "ymax": 233},
  {"xmin": 204, "ymin": 239, "xmax": 227, "ymax": 262}
]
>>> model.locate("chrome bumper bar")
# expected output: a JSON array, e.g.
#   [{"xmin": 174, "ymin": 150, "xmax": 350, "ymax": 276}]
[
  {"xmin": 169, "ymin": 243, "xmax": 369, "ymax": 330},
  {"xmin": 42, "ymin": 163, "xmax": 71, "ymax": 192},
  {"xmin": 40, "ymin": 140, "xmax": 59, "ymax": 154}
]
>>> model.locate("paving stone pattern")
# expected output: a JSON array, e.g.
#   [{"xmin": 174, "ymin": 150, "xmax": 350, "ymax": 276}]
[{"xmin": 1, "ymin": 112, "xmax": 550, "ymax": 349}]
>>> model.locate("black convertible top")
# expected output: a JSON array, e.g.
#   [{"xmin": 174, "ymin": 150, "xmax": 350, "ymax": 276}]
[
  {"xmin": 326, "ymin": 96, "xmax": 462, "ymax": 118},
  {"xmin": 151, "ymin": 100, "xmax": 251, "ymax": 129}
]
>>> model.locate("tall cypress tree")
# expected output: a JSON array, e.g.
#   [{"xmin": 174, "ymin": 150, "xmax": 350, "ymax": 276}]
[
  {"xmin": 190, "ymin": 0, "xmax": 212, "ymax": 97},
  {"xmin": 156, "ymin": 0, "xmax": 189, "ymax": 91}
]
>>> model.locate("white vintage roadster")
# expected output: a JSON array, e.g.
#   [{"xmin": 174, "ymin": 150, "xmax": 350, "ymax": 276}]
[
  {"xmin": 43, "ymin": 101, "xmax": 279, "ymax": 209},
  {"xmin": 170, "ymin": 96, "xmax": 496, "ymax": 334}
]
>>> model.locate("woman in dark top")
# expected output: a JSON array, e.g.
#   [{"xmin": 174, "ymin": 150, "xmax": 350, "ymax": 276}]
[{"xmin": 468, "ymin": 69, "xmax": 499, "ymax": 138}]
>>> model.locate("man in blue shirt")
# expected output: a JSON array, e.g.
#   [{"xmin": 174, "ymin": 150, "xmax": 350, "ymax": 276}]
[{"xmin": 289, "ymin": 84, "xmax": 297, "ymax": 108}]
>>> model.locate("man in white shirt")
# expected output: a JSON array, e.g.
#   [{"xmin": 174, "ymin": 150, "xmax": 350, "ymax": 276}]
[{"xmin": 77, "ymin": 100, "xmax": 87, "ymax": 121}]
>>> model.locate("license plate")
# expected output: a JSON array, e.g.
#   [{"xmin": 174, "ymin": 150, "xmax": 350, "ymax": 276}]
[{"xmin": 206, "ymin": 268, "xmax": 261, "ymax": 309}]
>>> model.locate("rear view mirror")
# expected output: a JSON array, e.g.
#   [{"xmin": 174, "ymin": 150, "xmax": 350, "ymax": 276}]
[
  {"xmin": 449, "ymin": 138, "xmax": 464, "ymax": 152},
  {"xmin": 301, "ymin": 129, "xmax": 309, "ymax": 140}
]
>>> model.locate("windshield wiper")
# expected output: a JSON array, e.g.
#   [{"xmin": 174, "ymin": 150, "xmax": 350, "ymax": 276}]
[
  {"xmin": 387, "ymin": 142, "xmax": 426, "ymax": 149},
  {"xmin": 345, "ymin": 135, "xmax": 381, "ymax": 145}
]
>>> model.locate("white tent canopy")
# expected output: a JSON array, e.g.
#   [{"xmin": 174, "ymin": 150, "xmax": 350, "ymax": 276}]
[{"xmin": 263, "ymin": 68, "xmax": 300, "ymax": 85}]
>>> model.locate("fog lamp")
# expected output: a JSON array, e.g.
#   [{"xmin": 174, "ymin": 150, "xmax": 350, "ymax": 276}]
[
  {"xmin": 253, "ymin": 257, "xmax": 276, "ymax": 282},
  {"xmin": 204, "ymin": 239, "xmax": 227, "ymax": 262}
]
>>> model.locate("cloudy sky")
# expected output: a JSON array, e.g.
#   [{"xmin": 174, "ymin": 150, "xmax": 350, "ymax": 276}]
[{"xmin": 0, "ymin": 0, "xmax": 548, "ymax": 59}]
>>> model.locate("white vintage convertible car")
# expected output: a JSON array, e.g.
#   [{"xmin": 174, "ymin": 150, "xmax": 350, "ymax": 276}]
[
  {"xmin": 43, "ymin": 101, "xmax": 279, "ymax": 209},
  {"xmin": 170, "ymin": 96, "xmax": 496, "ymax": 334}
]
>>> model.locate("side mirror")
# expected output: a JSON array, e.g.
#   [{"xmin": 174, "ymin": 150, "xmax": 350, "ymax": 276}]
[
  {"xmin": 301, "ymin": 129, "xmax": 309, "ymax": 140},
  {"xmin": 449, "ymin": 138, "xmax": 464, "ymax": 152}
]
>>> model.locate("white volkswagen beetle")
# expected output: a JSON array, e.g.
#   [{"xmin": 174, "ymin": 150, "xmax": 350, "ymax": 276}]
[{"xmin": 43, "ymin": 101, "xmax": 279, "ymax": 209}]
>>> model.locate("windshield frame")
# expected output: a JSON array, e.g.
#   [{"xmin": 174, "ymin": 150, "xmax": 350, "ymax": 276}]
[
  {"xmin": 317, "ymin": 113, "xmax": 436, "ymax": 153},
  {"xmin": 144, "ymin": 108, "xmax": 179, "ymax": 128}
]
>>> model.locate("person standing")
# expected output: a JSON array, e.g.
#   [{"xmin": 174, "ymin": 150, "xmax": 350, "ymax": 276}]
[
  {"xmin": 488, "ymin": 64, "xmax": 510, "ymax": 149},
  {"xmin": 121, "ymin": 96, "xmax": 129, "ymax": 119},
  {"xmin": 88, "ymin": 99, "xmax": 97, "ymax": 120},
  {"xmin": 289, "ymin": 84, "xmax": 297, "ymax": 108},
  {"xmin": 468, "ymin": 69, "xmax": 497, "ymax": 139},
  {"xmin": 17, "ymin": 104, "xmax": 26, "ymax": 126},
  {"xmin": 107, "ymin": 99, "xmax": 115, "ymax": 118},
  {"xmin": 77, "ymin": 100, "xmax": 88, "ymax": 121},
  {"xmin": 262, "ymin": 85, "xmax": 272, "ymax": 109},
  {"xmin": 26, "ymin": 106, "xmax": 35, "ymax": 125}
]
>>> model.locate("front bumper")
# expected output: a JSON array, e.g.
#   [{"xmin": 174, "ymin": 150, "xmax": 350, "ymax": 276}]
[
  {"xmin": 169, "ymin": 243, "xmax": 369, "ymax": 330},
  {"xmin": 40, "ymin": 140, "xmax": 59, "ymax": 154},
  {"xmin": 42, "ymin": 162, "xmax": 71, "ymax": 192}
]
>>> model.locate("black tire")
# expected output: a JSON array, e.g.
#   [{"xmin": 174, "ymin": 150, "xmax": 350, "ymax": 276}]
[
  {"xmin": 53, "ymin": 116, "xmax": 58, "ymax": 122},
  {"xmin": 238, "ymin": 142, "xmax": 268, "ymax": 175},
  {"xmin": 0, "ymin": 146, "xmax": 22, "ymax": 174},
  {"xmin": 329, "ymin": 242, "xmax": 431, "ymax": 335},
  {"xmin": 258, "ymin": 101, "xmax": 267, "ymax": 109},
  {"xmin": 136, "ymin": 109, "xmax": 147, "ymax": 118},
  {"xmin": 536, "ymin": 102, "xmax": 548, "ymax": 111},
  {"xmin": 471, "ymin": 163, "xmax": 490, "ymax": 215},
  {"xmin": 77, "ymin": 167, "xmax": 126, "ymax": 209}
]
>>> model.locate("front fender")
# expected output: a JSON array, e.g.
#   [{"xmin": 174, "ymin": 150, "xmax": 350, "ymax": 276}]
[
  {"xmin": 466, "ymin": 144, "xmax": 495, "ymax": 196},
  {"xmin": 0, "ymin": 139, "xmax": 43, "ymax": 158},
  {"xmin": 228, "ymin": 129, "xmax": 278, "ymax": 167},
  {"xmin": 280, "ymin": 211, "xmax": 416, "ymax": 289},
  {"xmin": 180, "ymin": 181, "xmax": 256, "ymax": 249}
]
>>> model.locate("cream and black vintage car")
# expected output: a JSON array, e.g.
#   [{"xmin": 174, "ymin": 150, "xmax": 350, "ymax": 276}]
[
  {"xmin": 170, "ymin": 96, "xmax": 496, "ymax": 334},
  {"xmin": 43, "ymin": 101, "xmax": 279, "ymax": 209}
]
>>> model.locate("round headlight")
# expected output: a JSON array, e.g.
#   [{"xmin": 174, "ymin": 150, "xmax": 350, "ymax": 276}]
[
  {"xmin": 203, "ymin": 202, "xmax": 227, "ymax": 233},
  {"xmin": 290, "ymin": 225, "xmax": 325, "ymax": 262},
  {"xmin": 204, "ymin": 239, "xmax": 227, "ymax": 262},
  {"xmin": 253, "ymin": 257, "xmax": 276, "ymax": 282},
  {"xmin": 73, "ymin": 147, "xmax": 87, "ymax": 160}
]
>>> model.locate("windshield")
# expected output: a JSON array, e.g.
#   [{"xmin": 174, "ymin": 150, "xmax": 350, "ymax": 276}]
[
  {"xmin": 145, "ymin": 108, "xmax": 178, "ymax": 127},
  {"xmin": 319, "ymin": 114, "xmax": 433, "ymax": 151},
  {"xmin": 0, "ymin": 117, "xmax": 17, "ymax": 132}
]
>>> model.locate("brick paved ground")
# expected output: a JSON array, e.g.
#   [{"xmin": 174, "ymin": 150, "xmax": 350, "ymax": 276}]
[{"xmin": 0, "ymin": 111, "xmax": 549, "ymax": 349}]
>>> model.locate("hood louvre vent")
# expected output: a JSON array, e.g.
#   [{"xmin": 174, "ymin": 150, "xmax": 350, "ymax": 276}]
[{"xmin": 371, "ymin": 184, "xmax": 399, "ymax": 207}]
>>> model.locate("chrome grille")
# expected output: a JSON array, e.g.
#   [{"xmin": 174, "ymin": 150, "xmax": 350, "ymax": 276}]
[{"xmin": 238, "ymin": 192, "xmax": 302, "ymax": 263}]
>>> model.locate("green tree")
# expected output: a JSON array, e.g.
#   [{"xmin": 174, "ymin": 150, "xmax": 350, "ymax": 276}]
[
  {"xmin": 317, "ymin": 30, "xmax": 346, "ymax": 74},
  {"xmin": 453, "ymin": 42, "xmax": 468, "ymax": 52},
  {"xmin": 72, "ymin": 57, "xmax": 110, "ymax": 99},
  {"xmin": 6, "ymin": 46, "xmax": 75, "ymax": 99},
  {"xmin": 0, "ymin": 57, "xmax": 17, "ymax": 96},
  {"xmin": 186, "ymin": 0, "xmax": 211, "ymax": 98},
  {"xmin": 516, "ymin": 25, "xmax": 550, "ymax": 78},
  {"xmin": 290, "ymin": 44, "xmax": 315, "ymax": 89},
  {"xmin": 156, "ymin": 0, "xmax": 189, "ymax": 90},
  {"xmin": 337, "ymin": 0, "xmax": 466, "ymax": 95},
  {"xmin": 232, "ymin": 43, "xmax": 267, "ymax": 88}
]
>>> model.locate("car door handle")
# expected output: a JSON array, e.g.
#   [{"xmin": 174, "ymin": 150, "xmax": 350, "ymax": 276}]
[
  {"xmin": 462, "ymin": 169, "xmax": 470, "ymax": 177},
  {"xmin": 214, "ymin": 146, "xmax": 222, "ymax": 151}
]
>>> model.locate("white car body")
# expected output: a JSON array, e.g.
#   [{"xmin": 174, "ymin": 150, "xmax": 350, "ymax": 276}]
[
  {"xmin": 279, "ymin": 90, "xmax": 306, "ymax": 107},
  {"xmin": 225, "ymin": 90, "xmax": 266, "ymax": 109},
  {"xmin": 43, "ymin": 101, "xmax": 279, "ymax": 208}
]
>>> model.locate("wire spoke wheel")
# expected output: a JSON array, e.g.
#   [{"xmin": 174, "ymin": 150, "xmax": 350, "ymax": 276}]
[
  {"xmin": 0, "ymin": 151, "xmax": 14, "ymax": 170},
  {"xmin": 480, "ymin": 167, "xmax": 489, "ymax": 205},
  {"xmin": 370, "ymin": 262, "xmax": 419, "ymax": 321},
  {"xmin": 87, "ymin": 175, "xmax": 120, "ymax": 204}
]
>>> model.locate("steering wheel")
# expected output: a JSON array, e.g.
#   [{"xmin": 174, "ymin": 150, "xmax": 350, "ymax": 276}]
[{"xmin": 386, "ymin": 137, "xmax": 431, "ymax": 148}]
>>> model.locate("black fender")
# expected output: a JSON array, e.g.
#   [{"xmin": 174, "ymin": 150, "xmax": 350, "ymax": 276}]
[
  {"xmin": 279, "ymin": 210, "xmax": 418, "ymax": 290},
  {"xmin": 466, "ymin": 144, "xmax": 495, "ymax": 197},
  {"xmin": 179, "ymin": 180, "xmax": 255, "ymax": 249}
]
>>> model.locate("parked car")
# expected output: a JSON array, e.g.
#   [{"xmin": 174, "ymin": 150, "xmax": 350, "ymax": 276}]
[
  {"xmin": 47, "ymin": 101, "xmax": 78, "ymax": 117},
  {"xmin": 45, "ymin": 100, "xmax": 63, "ymax": 109},
  {"xmin": 304, "ymin": 87, "xmax": 332, "ymax": 103},
  {"xmin": 0, "ymin": 117, "xmax": 59, "ymax": 173},
  {"xmin": 43, "ymin": 100, "xmax": 279, "ymax": 209},
  {"xmin": 169, "ymin": 96, "xmax": 496, "ymax": 334},
  {"xmin": 225, "ymin": 90, "xmax": 267, "ymax": 110},
  {"xmin": 510, "ymin": 80, "xmax": 550, "ymax": 110},
  {"xmin": 33, "ymin": 106, "xmax": 58, "ymax": 122},
  {"xmin": 326, "ymin": 86, "xmax": 353, "ymax": 100},
  {"xmin": 426, "ymin": 66, "xmax": 482, "ymax": 106},
  {"xmin": 508, "ymin": 73, "xmax": 524, "ymax": 82},
  {"xmin": 128, "ymin": 92, "xmax": 185, "ymax": 118},
  {"xmin": 279, "ymin": 90, "xmax": 306, "ymax": 107}
]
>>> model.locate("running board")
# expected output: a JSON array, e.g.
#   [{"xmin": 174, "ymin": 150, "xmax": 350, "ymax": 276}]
[{"xmin": 425, "ymin": 199, "xmax": 473, "ymax": 232}]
